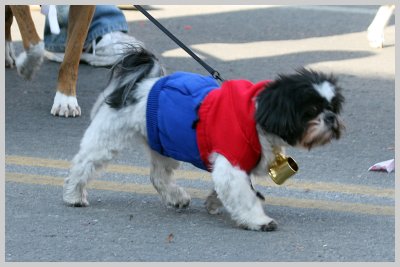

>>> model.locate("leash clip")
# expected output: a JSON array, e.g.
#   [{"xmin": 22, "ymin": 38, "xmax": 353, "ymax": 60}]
[{"xmin": 212, "ymin": 71, "xmax": 224, "ymax": 82}]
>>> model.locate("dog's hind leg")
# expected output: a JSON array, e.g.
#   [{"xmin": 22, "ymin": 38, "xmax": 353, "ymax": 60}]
[
  {"xmin": 9, "ymin": 5, "xmax": 44, "ymax": 80},
  {"xmin": 63, "ymin": 128, "xmax": 113, "ymax": 207},
  {"xmin": 211, "ymin": 154, "xmax": 277, "ymax": 231},
  {"xmin": 147, "ymin": 149, "xmax": 191, "ymax": 209},
  {"xmin": 63, "ymin": 105, "xmax": 136, "ymax": 207},
  {"xmin": 5, "ymin": 5, "xmax": 16, "ymax": 68}
]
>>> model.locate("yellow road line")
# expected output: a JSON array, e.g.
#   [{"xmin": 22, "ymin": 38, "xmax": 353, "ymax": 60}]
[
  {"xmin": 5, "ymin": 172, "xmax": 394, "ymax": 217},
  {"xmin": 5, "ymin": 155, "xmax": 394, "ymax": 198}
]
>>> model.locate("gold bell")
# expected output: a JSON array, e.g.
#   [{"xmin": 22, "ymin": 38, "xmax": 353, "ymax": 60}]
[{"xmin": 268, "ymin": 153, "xmax": 299, "ymax": 185}]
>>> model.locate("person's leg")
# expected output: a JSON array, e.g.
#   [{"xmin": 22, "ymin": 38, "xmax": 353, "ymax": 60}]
[
  {"xmin": 43, "ymin": 5, "xmax": 70, "ymax": 54},
  {"xmin": 44, "ymin": 5, "xmax": 140, "ymax": 66},
  {"xmin": 84, "ymin": 5, "xmax": 128, "ymax": 49},
  {"xmin": 80, "ymin": 5, "xmax": 143, "ymax": 66}
]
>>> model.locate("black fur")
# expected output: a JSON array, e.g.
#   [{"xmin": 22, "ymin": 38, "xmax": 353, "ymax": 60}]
[
  {"xmin": 255, "ymin": 68, "xmax": 344, "ymax": 146},
  {"xmin": 106, "ymin": 47, "xmax": 163, "ymax": 109}
]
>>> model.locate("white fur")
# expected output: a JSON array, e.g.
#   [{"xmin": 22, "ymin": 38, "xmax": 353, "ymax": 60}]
[
  {"xmin": 51, "ymin": 91, "xmax": 81, "ymax": 117},
  {"xmin": 15, "ymin": 41, "xmax": 44, "ymax": 80},
  {"xmin": 210, "ymin": 153, "xmax": 275, "ymax": 230},
  {"xmin": 313, "ymin": 81, "xmax": 335, "ymax": 102},
  {"xmin": 252, "ymin": 130, "xmax": 286, "ymax": 177},
  {"xmin": 64, "ymin": 76, "xmax": 281, "ymax": 231},
  {"xmin": 63, "ymin": 78, "xmax": 158, "ymax": 205},
  {"xmin": 148, "ymin": 149, "xmax": 190, "ymax": 208},
  {"xmin": 204, "ymin": 131, "xmax": 285, "ymax": 219},
  {"xmin": 90, "ymin": 79, "xmax": 119, "ymax": 119}
]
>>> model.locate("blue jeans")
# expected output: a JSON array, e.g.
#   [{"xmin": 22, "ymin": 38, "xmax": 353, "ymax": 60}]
[{"xmin": 44, "ymin": 5, "xmax": 128, "ymax": 52}]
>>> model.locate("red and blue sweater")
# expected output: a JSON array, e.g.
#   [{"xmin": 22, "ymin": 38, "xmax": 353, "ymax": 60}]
[{"xmin": 146, "ymin": 72, "xmax": 269, "ymax": 173}]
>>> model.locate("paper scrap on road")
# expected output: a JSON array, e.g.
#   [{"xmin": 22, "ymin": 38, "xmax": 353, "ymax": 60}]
[{"xmin": 368, "ymin": 159, "xmax": 395, "ymax": 173}]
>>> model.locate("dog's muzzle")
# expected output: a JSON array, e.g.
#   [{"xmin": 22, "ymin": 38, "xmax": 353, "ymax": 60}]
[{"xmin": 324, "ymin": 111, "xmax": 344, "ymax": 139}]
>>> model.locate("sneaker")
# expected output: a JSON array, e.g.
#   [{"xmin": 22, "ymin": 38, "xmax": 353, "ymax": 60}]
[
  {"xmin": 81, "ymin": 31, "xmax": 144, "ymax": 66},
  {"xmin": 45, "ymin": 31, "xmax": 144, "ymax": 67},
  {"xmin": 44, "ymin": 50, "xmax": 64, "ymax": 63}
]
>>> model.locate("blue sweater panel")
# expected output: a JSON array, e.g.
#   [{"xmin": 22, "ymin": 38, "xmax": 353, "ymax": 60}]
[{"xmin": 146, "ymin": 72, "xmax": 219, "ymax": 170}]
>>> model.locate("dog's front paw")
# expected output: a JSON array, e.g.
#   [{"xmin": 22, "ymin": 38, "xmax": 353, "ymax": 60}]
[
  {"xmin": 260, "ymin": 220, "xmax": 278, "ymax": 231},
  {"xmin": 240, "ymin": 218, "xmax": 278, "ymax": 232},
  {"xmin": 51, "ymin": 92, "xmax": 81, "ymax": 117}
]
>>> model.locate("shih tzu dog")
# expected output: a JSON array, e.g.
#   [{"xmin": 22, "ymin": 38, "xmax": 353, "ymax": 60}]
[{"xmin": 63, "ymin": 46, "xmax": 344, "ymax": 231}]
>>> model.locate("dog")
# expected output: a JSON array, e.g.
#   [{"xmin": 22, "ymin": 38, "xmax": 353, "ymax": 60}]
[
  {"xmin": 5, "ymin": 5, "xmax": 95, "ymax": 117},
  {"xmin": 63, "ymin": 46, "xmax": 345, "ymax": 231}
]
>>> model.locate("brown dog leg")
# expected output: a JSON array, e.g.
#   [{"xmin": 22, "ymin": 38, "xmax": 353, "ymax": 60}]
[
  {"xmin": 5, "ymin": 5, "xmax": 16, "ymax": 68},
  {"xmin": 9, "ymin": 5, "xmax": 44, "ymax": 80},
  {"xmin": 51, "ymin": 5, "xmax": 95, "ymax": 117}
]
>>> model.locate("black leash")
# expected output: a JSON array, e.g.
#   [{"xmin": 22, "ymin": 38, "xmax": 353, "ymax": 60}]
[{"xmin": 134, "ymin": 5, "xmax": 225, "ymax": 82}]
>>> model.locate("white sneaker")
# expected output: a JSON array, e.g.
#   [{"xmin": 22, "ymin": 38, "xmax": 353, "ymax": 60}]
[
  {"xmin": 45, "ymin": 31, "xmax": 144, "ymax": 66},
  {"xmin": 81, "ymin": 31, "xmax": 144, "ymax": 66},
  {"xmin": 44, "ymin": 50, "xmax": 64, "ymax": 63}
]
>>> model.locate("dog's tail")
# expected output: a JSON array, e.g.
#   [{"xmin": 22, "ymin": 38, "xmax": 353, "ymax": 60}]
[{"xmin": 90, "ymin": 45, "xmax": 164, "ymax": 119}]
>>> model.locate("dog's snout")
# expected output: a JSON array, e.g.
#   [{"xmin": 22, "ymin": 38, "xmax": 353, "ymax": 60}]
[{"xmin": 324, "ymin": 111, "xmax": 336, "ymax": 125}]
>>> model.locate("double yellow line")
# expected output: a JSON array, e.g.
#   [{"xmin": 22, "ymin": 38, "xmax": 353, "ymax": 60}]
[{"xmin": 5, "ymin": 155, "xmax": 395, "ymax": 216}]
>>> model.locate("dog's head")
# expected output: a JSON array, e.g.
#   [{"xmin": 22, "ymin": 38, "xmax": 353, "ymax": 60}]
[{"xmin": 255, "ymin": 68, "xmax": 345, "ymax": 150}]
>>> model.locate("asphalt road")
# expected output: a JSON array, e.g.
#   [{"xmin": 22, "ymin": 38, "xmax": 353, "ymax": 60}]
[{"xmin": 4, "ymin": 5, "xmax": 395, "ymax": 262}]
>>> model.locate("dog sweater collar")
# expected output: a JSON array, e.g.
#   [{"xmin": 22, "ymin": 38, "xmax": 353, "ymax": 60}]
[{"xmin": 196, "ymin": 79, "xmax": 271, "ymax": 173}]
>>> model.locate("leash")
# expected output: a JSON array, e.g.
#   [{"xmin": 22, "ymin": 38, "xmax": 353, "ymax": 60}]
[{"xmin": 134, "ymin": 5, "xmax": 225, "ymax": 82}]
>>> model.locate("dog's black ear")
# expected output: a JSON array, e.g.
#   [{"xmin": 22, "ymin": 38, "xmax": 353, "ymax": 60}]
[{"xmin": 255, "ymin": 81, "xmax": 304, "ymax": 146}]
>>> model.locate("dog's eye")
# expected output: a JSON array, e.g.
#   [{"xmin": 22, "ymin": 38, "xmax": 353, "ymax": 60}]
[{"xmin": 306, "ymin": 106, "xmax": 319, "ymax": 117}]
